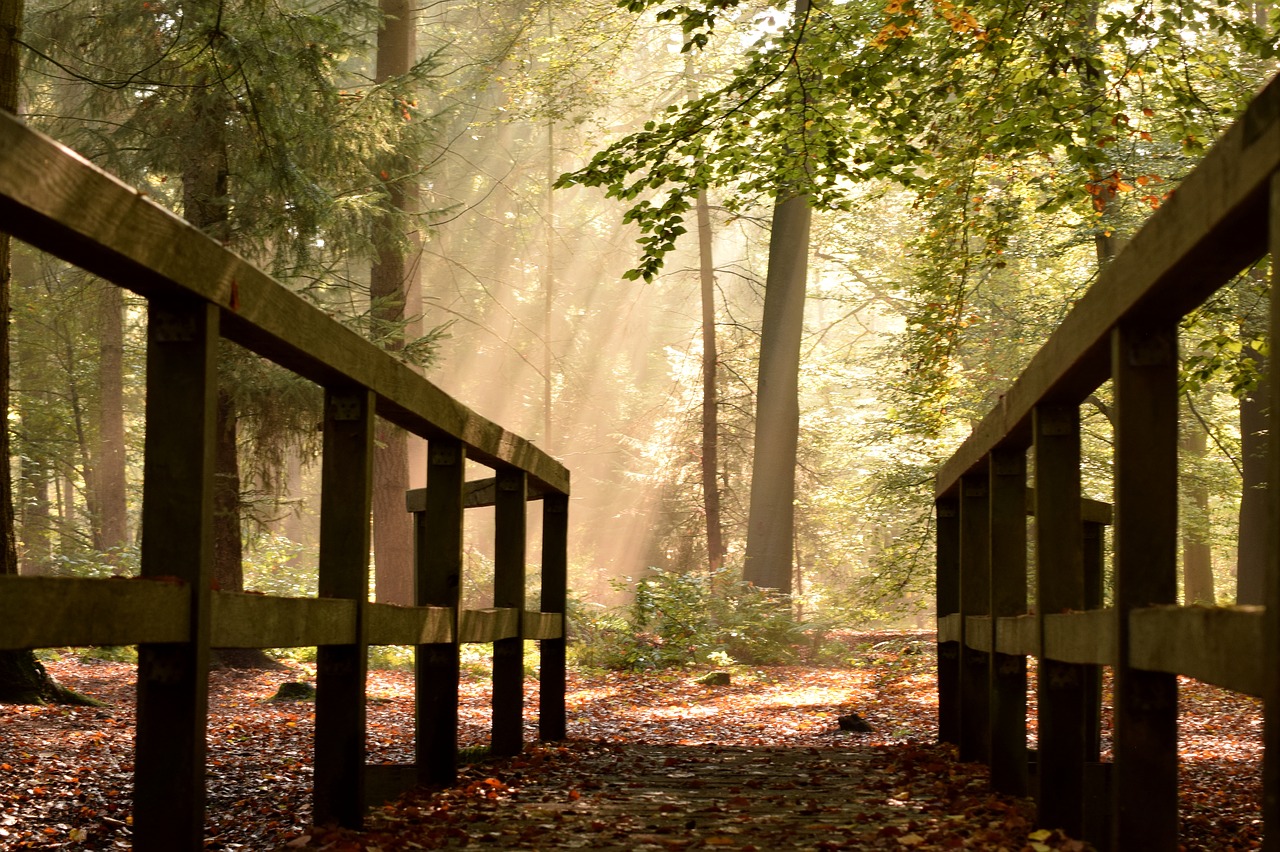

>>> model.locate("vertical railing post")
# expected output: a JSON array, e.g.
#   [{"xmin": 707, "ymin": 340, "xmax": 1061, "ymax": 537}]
[
  {"xmin": 134, "ymin": 298, "xmax": 218, "ymax": 851},
  {"xmin": 1111, "ymin": 320, "xmax": 1179, "ymax": 849},
  {"xmin": 492, "ymin": 467, "xmax": 527, "ymax": 756},
  {"xmin": 988, "ymin": 446, "xmax": 1028, "ymax": 796},
  {"xmin": 539, "ymin": 492, "xmax": 569, "ymax": 741},
  {"xmin": 417, "ymin": 438, "xmax": 465, "ymax": 783},
  {"xmin": 959, "ymin": 473, "xmax": 991, "ymax": 763},
  {"xmin": 1033, "ymin": 402, "xmax": 1086, "ymax": 836},
  {"xmin": 314, "ymin": 388, "xmax": 374, "ymax": 828},
  {"xmin": 1081, "ymin": 517, "xmax": 1110, "ymax": 851},
  {"xmin": 936, "ymin": 497, "xmax": 961, "ymax": 746},
  {"xmin": 1265, "ymin": 172, "xmax": 1280, "ymax": 852}
]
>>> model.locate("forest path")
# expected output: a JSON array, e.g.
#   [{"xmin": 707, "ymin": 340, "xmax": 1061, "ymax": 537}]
[{"xmin": 299, "ymin": 736, "xmax": 1054, "ymax": 851}]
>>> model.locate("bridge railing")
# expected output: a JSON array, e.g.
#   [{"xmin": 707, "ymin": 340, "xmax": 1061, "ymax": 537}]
[
  {"xmin": 934, "ymin": 74, "xmax": 1280, "ymax": 851},
  {"xmin": 0, "ymin": 111, "xmax": 569, "ymax": 850}
]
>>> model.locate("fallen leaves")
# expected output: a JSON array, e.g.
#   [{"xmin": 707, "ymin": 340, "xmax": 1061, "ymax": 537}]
[{"xmin": 0, "ymin": 636, "xmax": 1264, "ymax": 849}]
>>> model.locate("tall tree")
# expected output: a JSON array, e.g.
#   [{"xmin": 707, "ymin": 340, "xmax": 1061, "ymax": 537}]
[
  {"xmin": 370, "ymin": 0, "xmax": 421, "ymax": 605},
  {"xmin": 742, "ymin": 194, "xmax": 809, "ymax": 590},
  {"xmin": 695, "ymin": 187, "xmax": 724, "ymax": 572},
  {"xmin": 0, "ymin": 0, "xmax": 93, "ymax": 704}
]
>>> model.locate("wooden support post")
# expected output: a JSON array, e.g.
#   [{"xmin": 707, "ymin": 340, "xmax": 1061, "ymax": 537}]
[
  {"xmin": 937, "ymin": 498, "xmax": 961, "ymax": 746},
  {"xmin": 539, "ymin": 492, "xmax": 569, "ymax": 741},
  {"xmin": 314, "ymin": 389, "xmax": 374, "ymax": 829},
  {"xmin": 989, "ymin": 447, "xmax": 1028, "ymax": 796},
  {"xmin": 492, "ymin": 467, "xmax": 527, "ymax": 756},
  {"xmin": 959, "ymin": 473, "xmax": 991, "ymax": 763},
  {"xmin": 1082, "ymin": 520, "xmax": 1106, "ymax": 762},
  {"xmin": 134, "ymin": 298, "xmax": 218, "ymax": 851},
  {"xmin": 1033, "ymin": 402, "xmax": 1086, "ymax": 837},
  {"xmin": 1111, "ymin": 320, "xmax": 1179, "ymax": 850},
  {"xmin": 1266, "ymin": 173, "xmax": 1280, "ymax": 852},
  {"xmin": 416, "ymin": 438, "xmax": 465, "ymax": 784}
]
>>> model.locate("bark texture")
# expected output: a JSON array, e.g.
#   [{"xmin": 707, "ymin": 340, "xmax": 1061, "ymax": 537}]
[
  {"xmin": 696, "ymin": 189, "xmax": 723, "ymax": 572},
  {"xmin": 742, "ymin": 194, "xmax": 810, "ymax": 592},
  {"xmin": 369, "ymin": 0, "xmax": 419, "ymax": 605}
]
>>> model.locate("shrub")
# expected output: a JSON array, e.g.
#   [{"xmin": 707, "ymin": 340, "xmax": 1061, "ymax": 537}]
[{"xmin": 568, "ymin": 568, "xmax": 826, "ymax": 670}]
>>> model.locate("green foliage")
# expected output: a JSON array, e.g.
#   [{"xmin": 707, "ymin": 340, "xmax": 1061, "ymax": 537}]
[
  {"xmin": 562, "ymin": 0, "xmax": 1274, "ymax": 281},
  {"xmin": 570, "ymin": 568, "xmax": 819, "ymax": 669}
]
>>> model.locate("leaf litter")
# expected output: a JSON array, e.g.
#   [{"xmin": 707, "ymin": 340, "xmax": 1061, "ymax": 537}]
[{"xmin": 0, "ymin": 634, "xmax": 1261, "ymax": 850}]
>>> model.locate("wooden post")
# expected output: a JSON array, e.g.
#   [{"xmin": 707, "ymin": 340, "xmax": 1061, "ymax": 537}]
[
  {"xmin": 989, "ymin": 447, "xmax": 1028, "ymax": 796},
  {"xmin": 1111, "ymin": 320, "xmax": 1179, "ymax": 850},
  {"xmin": 492, "ymin": 467, "xmax": 527, "ymax": 756},
  {"xmin": 539, "ymin": 492, "xmax": 569, "ymax": 741},
  {"xmin": 134, "ymin": 298, "xmax": 218, "ymax": 851},
  {"xmin": 417, "ymin": 438, "xmax": 465, "ymax": 783},
  {"xmin": 1082, "ymin": 520, "xmax": 1106, "ymax": 762},
  {"xmin": 1033, "ymin": 402, "xmax": 1086, "ymax": 837},
  {"xmin": 937, "ymin": 497, "xmax": 961, "ymax": 746},
  {"xmin": 959, "ymin": 473, "xmax": 990, "ymax": 763},
  {"xmin": 314, "ymin": 389, "xmax": 374, "ymax": 828},
  {"xmin": 1265, "ymin": 173, "xmax": 1280, "ymax": 852}
]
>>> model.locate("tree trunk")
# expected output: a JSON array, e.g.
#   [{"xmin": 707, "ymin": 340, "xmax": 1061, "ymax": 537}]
[
  {"xmin": 742, "ymin": 194, "xmax": 810, "ymax": 592},
  {"xmin": 1237, "ymin": 344, "xmax": 1267, "ymax": 604},
  {"xmin": 95, "ymin": 283, "xmax": 128, "ymax": 553},
  {"xmin": 696, "ymin": 189, "xmax": 724, "ymax": 572},
  {"xmin": 1180, "ymin": 424, "xmax": 1214, "ymax": 604},
  {"xmin": 212, "ymin": 386, "xmax": 242, "ymax": 594},
  {"xmin": 369, "ymin": 0, "xmax": 419, "ymax": 605},
  {"xmin": 0, "ymin": 0, "xmax": 96, "ymax": 705}
]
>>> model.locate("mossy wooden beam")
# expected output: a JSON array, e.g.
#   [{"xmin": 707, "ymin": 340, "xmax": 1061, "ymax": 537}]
[
  {"xmin": 0, "ymin": 576, "xmax": 188, "ymax": 649},
  {"xmin": 1129, "ymin": 605, "xmax": 1264, "ymax": 698}
]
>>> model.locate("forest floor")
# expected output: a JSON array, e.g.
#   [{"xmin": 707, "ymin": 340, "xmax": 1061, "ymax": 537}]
[{"xmin": 0, "ymin": 633, "xmax": 1263, "ymax": 850}]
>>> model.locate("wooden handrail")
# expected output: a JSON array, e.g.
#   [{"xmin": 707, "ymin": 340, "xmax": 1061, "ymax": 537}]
[
  {"xmin": 0, "ymin": 112, "xmax": 568, "ymax": 495},
  {"xmin": 936, "ymin": 78, "xmax": 1280, "ymax": 500}
]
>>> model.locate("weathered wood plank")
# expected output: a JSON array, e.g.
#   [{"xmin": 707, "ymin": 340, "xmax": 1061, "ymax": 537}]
[
  {"xmin": 936, "ymin": 77, "xmax": 1280, "ymax": 499},
  {"xmin": 364, "ymin": 603, "xmax": 453, "ymax": 646},
  {"xmin": 405, "ymin": 478, "xmax": 549, "ymax": 512},
  {"xmin": 988, "ymin": 447, "xmax": 1028, "ymax": 796},
  {"xmin": 963, "ymin": 615, "xmax": 992, "ymax": 651},
  {"xmin": 0, "ymin": 576, "xmax": 188, "ymax": 649},
  {"xmin": 314, "ymin": 389, "xmax": 374, "ymax": 830},
  {"xmin": 0, "ymin": 114, "xmax": 568, "ymax": 496},
  {"xmin": 1130, "ymin": 605, "xmax": 1264, "ymax": 697},
  {"xmin": 994, "ymin": 614, "xmax": 1038, "ymax": 656},
  {"xmin": 1265, "ymin": 172, "xmax": 1280, "ymax": 851},
  {"xmin": 958, "ymin": 475, "xmax": 990, "ymax": 763},
  {"xmin": 1111, "ymin": 320, "xmax": 1179, "ymax": 851},
  {"xmin": 458, "ymin": 608, "xmax": 522, "ymax": 643},
  {"xmin": 539, "ymin": 493, "xmax": 570, "ymax": 741},
  {"xmin": 211, "ymin": 593, "xmax": 356, "ymax": 648},
  {"xmin": 417, "ymin": 437, "xmax": 465, "ymax": 785},
  {"xmin": 134, "ymin": 298, "xmax": 218, "ymax": 851},
  {"xmin": 936, "ymin": 499, "xmax": 961, "ymax": 746},
  {"xmin": 1033, "ymin": 402, "xmax": 1087, "ymax": 838},
  {"xmin": 1043, "ymin": 610, "xmax": 1116, "ymax": 666},
  {"xmin": 524, "ymin": 611, "xmax": 564, "ymax": 641},
  {"xmin": 937, "ymin": 612, "xmax": 961, "ymax": 643},
  {"xmin": 492, "ymin": 468, "xmax": 527, "ymax": 757}
]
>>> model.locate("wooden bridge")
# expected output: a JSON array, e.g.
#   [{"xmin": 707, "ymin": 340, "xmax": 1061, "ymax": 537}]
[
  {"xmin": 934, "ymin": 74, "xmax": 1280, "ymax": 850},
  {"xmin": 0, "ymin": 109, "xmax": 570, "ymax": 849},
  {"xmin": 4, "ymin": 57, "xmax": 1280, "ymax": 852}
]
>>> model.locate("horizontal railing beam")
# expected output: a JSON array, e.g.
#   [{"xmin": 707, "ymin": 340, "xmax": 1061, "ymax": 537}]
[
  {"xmin": 0, "ymin": 577, "xmax": 564, "ymax": 649},
  {"xmin": 405, "ymin": 478, "xmax": 549, "ymax": 512},
  {"xmin": 1130, "ymin": 605, "xmax": 1264, "ymax": 697},
  {"xmin": 0, "ymin": 576, "xmax": 188, "ymax": 649},
  {"xmin": 0, "ymin": 113, "xmax": 568, "ymax": 496}
]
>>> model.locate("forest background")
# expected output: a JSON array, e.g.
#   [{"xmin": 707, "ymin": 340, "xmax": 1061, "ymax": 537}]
[{"xmin": 2, "ymin": 0, "xmax": 1279, "ymax": 667}]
